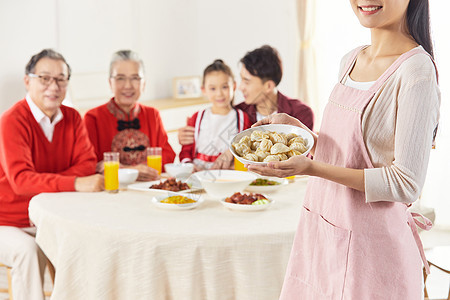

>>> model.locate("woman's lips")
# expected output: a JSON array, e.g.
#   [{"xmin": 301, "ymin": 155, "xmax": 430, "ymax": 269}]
[{"xmin": 358, "ymin": 5, "xmax": 382, "ymax": 15}]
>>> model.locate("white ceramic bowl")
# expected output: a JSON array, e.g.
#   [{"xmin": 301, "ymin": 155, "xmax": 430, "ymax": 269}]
[
  {"xmin": 118, "ymin": 168, "xmax": 139, "ymax": 184},
  {"xmin": 193, "ymin": 170, "xmax": 258, "ymax": 199},
  {"xmin": 164, "ymin": 163, "xmax": 194, "ymax": 178},
  {"xmin": 230, "ymin": 124, "xmax": 314, "ymax": 166}
]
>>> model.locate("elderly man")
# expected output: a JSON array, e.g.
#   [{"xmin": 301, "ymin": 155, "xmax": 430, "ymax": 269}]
[{"xmin": 0, "ymin": 49, "xmax": 103, "ymax": 300}]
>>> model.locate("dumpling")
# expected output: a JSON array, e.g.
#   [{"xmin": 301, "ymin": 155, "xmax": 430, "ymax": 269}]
[
  {"xmin": 270, "ymin": 143, "xmax": 290, "ymax": 155},
  {"xmin": 257, "ymin": 138, "xmax": 273, "ymax": 152},
  {"xmin": 285, "ymin": 133, "xmax": 298, "ymax": 141},
  {"xmin": 251, "ymin": 141, "xmax": 261, "ymax": 151},
  {"xmin": 287, "ymin": 149, "xmax": 302, "ymax": 157},
  {"xmin": 289, "ymin": 142, "xmax": 308, "ymax": 153},
  {"xmin": 277, "ymin": 153, "xmax": 288, "ymax": 161},
  {"xmin": 269, "ymin": 132, "xmax": 287, "ymax": 145},
  {"xmin": 254, "ymin": 150, "xmax": 269, "ymax": 161},
  {"xmin": 239, "ymin": 136, "xmax": 252, "ymax": 147},
  {"xmin": 233, "ymin": 142, "xmax": 251, "ymax": 156},
  {"xmin": 243, "ymin": 153, "xmax": 259, "ymax": 162},
  {"xmin": 250, "ymin": 130, "xmax": 270, "ymax": 142},
  {"xmin": 288, "ymin": 137, "xmax": 305, "ymax": 146},
  {"xmin": 263, "ymin": 155, "xmax": 281, "ymax": 162}
]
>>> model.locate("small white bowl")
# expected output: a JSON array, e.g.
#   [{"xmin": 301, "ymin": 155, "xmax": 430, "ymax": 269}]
[
  {"xmin": 165, "ymin": 163, "xmax": 194, "ymax": 178},
  {"xmin": 118, "ymin": 168, "xmax": 139, "ymax": 184},
  {"xmin": 193, "ymin": 170, "xmax": 258, "ymax": 199}
]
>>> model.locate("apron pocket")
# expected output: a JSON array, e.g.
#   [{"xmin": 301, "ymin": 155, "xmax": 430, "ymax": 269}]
[{"xmin": 287, "ymin": 206, "xmax": 351, "ymax": 299}]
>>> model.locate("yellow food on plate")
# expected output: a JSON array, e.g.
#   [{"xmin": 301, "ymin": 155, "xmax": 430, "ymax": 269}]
[{"xmin": 160, "ymin": 195, "xmax": 196, "ymax": 204}]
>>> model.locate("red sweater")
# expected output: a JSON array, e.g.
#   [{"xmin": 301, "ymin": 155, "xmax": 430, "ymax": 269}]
[
  {"xmin": 0, "ymin": 99, "xmax": 97, "ymax": 227},
  {"xmin": 179, "ymin": 108, "xmax": 251, "ymax": 163},
  {"xmin": 84, "ymin": 100, "xmax": 175, "ymax": 168}
]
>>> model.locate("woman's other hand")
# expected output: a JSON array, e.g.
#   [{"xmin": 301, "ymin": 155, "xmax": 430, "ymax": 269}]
[
  {"xmin": 252, "ymin": 113, "xmax": 303, "ymax": 128},
  {"xmin": 246, "ymin": 155, "xmax": 312, "ymax": 178}
]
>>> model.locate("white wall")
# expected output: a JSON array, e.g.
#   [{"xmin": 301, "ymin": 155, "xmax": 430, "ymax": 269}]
[{"xmin": 0, "ymin": 0, "xmax": 299, "ymax": 114}]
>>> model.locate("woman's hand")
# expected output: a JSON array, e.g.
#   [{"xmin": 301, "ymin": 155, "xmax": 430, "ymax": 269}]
[
  {"xmin": 252, "ymin": 113, "xmax": 303, "ymax": 128},
  {"xmin": 246, "ymin": 155, "xmax": 312, "ymax": 177}
]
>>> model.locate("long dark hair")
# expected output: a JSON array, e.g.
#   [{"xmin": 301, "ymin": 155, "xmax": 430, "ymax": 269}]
[{"xmin": 407, "ymin": 0, "xmax": 434, "ymax": 59}]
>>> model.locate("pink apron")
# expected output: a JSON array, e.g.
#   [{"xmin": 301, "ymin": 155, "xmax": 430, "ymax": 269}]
[{"xmin": 280, "ymin": 47, "xmax": 433, "ymax": 300}]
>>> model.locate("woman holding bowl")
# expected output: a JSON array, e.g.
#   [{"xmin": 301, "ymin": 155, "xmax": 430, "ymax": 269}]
[{"xmin": 248, "ymin": 0, "xmax": 440, "ymax": 298}]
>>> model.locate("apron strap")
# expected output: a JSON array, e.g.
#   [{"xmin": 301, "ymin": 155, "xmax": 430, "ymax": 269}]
[
  {"xmin": 339, "ymin": 46, "xmax": 367, "ymax": 83},
  {"xmin": 407, "ymin": 211, "xmax": 432, "ymax": 274},
  {"xmin": 194, "ymin": 109, "xmax": 205, "ymax": 153},
  {"xmin": 369, "ymin": 47, "xmax": 435, "ymax": 92}
]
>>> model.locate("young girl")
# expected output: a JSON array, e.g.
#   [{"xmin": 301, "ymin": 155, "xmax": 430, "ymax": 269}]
[
  {"xmin": 248, "ymin": 0, "xmax": 440, "ymax": 299},
  {"xmin": 179, "ymin": 59, "xmax": 251, "ymax": 170}
]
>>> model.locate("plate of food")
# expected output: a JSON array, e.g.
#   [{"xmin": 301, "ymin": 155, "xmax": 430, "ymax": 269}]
[
  {"xmin": 220, "ymin": 192, "xmax": 273, "ymax": 211},
  {"xmin": 152, "ymin": 192, "xmax": 204, "ymax": 210},
  {"xmin": 245, "ymin": 176, "xmax": 289, "ymax": 193},
  {"xmin": 230, "ymin": 124, "xmax": 314, "ymax": 166},
  {"xmin": 127, "ymin": 177, "xmax": 202, "ymax": 194}
]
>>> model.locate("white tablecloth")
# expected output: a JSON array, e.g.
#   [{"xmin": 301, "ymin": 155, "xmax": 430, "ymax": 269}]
[{"xmin": 29, "ymin": 177, "xmax": 308, "ymax": 300}]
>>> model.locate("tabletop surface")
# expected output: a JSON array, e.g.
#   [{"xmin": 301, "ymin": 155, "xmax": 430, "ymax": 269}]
[{"xmin": 29, "ymin": 176, "xmax": 309, "ymax": 300}]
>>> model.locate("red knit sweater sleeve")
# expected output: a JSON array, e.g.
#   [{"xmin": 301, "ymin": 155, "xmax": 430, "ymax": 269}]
[
  {"xmin": 58, "ymin": 111, "xmax": 97, "ymax": 176},
  {"xmin": 179, "ymin": 112, "xmax": 198, "ymax": 163},
  {"xmin": 83, "ymin": 108, "xmax": 102, "ymax": 162},
  {"xmin": 0, "ymin": 104, "xmax": 93, "ymax": 196}
]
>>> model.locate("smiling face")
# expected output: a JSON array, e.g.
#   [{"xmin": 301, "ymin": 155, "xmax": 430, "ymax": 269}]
[
  {"xmin": 24, "ymin": 57, "xmax": 69, "ymax": 118},
  {"xmin": 202, "ymin": 71, "xmax": 235, "ymax": 112},
  {"xmin": 238, "ymin": 66, "xmax": 268, "ymax": 105},
  {"xmin": 350, "ymin": 0, "xmax": 410, "ymax": 30},
  {"xmin": 109, "ymin": 60, "xmax": 145, "ymax": 112}
]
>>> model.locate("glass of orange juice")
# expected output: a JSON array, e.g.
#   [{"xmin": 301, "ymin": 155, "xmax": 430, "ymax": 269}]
[
  {"xmin": 234, "ymin": 157, "xmax": 247, "ymax": 171},
  {"xmin": 104, "ymin": 152, "xmax": 120, "ymax": 193},
  {"xmin": 147, "ymin": 147, "xmax": 162, "ymax": 175}
]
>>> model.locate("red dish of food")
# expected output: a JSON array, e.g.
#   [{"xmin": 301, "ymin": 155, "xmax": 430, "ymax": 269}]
[
  {"xmin": 224, "ymin": 192, "xmax": 267, "ymax": 205},
  {"xmin": 150, "ymin": 178, "xmax": 190, "ymax": 192}
]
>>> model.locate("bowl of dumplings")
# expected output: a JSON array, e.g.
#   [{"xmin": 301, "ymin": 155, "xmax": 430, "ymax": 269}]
[{"xmin": 230, "ymin": 124, "xmax": 314, "ymax": 165}]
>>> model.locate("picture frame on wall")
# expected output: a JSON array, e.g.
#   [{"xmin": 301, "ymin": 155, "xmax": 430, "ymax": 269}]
[{"xmin": 173, "ymin": 76, "xmax": 202, "ymax": 99}]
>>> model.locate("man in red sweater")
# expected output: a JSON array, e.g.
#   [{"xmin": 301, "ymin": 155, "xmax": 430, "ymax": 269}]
[{"xmin": 0, "ymin": 49, "xmax": 103, "ymax": 300}]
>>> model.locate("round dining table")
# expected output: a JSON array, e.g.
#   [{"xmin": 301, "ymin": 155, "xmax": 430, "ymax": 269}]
[{"xmin": 28, "ymin": 176, "xmax": 309, "ymax": 300}]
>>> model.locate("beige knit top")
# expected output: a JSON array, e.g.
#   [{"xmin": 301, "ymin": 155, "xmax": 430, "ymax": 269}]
[{"xmin": 339, "ymin": 46, "xmax": 441, "ymax": 204}]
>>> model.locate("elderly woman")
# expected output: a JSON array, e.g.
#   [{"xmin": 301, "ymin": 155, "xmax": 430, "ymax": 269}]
[{"xmin": 84, "ymin": 50, "xmax": 175, "ymax": 180}]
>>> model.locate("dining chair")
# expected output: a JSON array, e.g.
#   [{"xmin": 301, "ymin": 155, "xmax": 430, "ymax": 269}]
[
  {"xmin": 0, "ymin": 262, "xmax": 13, "ymax": 300},
  {"xmin": 423, "ymin": 246, "xmax": 450, "ymax": 300},
  {"xmin": 0, "ymin": 261, "xmax": 54, "ymax": 300}
]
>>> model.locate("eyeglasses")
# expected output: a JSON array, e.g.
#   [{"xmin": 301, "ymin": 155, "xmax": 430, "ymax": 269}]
[
  {"xmin": 111, "ymin": 75, "xmax": 143, "ymax": 86},
  {"xmin": 28, "ymin": 73, "xmax": 69, "ymax": 88}
]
